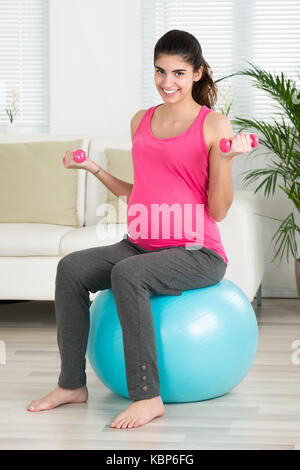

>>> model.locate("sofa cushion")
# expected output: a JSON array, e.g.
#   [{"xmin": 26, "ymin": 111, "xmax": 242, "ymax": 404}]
[
  {"xmin": 0, "ymin": 223, "xmax": 75, "ymax": 256},
  {"xmin": 102, "ymin": 148, "xmax": 134, "ymax": 224},
  {"xmin": 59, "ymin": 223, "xmax": 128, "ymax": 255},
  {"xmin": 0, "ymin": 139, "xmax": 87, "ymax": 227},
  {"xmin": 83, "ymin": 136, "xmax": 132, "ymax": 227}
]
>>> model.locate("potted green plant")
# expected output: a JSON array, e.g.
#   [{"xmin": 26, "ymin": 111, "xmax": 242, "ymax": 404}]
[{"xmin": 215, "ymin": 62, "xmax": 300, "ymax": 296}]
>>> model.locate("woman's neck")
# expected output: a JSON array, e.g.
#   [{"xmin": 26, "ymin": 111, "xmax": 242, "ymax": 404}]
[{"xmin": 160, "ymin": 100, "xmax": 201, "ymax": 122}]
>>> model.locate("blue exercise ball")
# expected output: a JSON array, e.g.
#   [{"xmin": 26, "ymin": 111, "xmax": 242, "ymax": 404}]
[{"xmin": 87, "ymin": 279, "xmax": 258, "ymax": 403}]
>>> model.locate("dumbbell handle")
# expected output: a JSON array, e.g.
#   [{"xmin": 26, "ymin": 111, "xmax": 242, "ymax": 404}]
[
  {"xmin": 220, "ymin": 134, "xmax": 259, "ymax": 153},
  {"xmin": 63, "ymin": 149, "xmax": 86, "ymax": 166}
]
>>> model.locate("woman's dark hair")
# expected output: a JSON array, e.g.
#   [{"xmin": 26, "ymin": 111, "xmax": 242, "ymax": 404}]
[{"xmin": 154, "ymin": 29, "xmax": 217, "ymax": 109}]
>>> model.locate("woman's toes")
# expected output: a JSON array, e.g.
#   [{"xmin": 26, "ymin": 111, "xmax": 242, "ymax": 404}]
[
  {"xmin": 128, "ymin": 419, "xmax": 136, "ymax": 429},
  {"xmin": 28, "ymin": 401, "xmax": 42, "ymax": 411},
  {"xmin": 28, "ymin": 400, "xmax": 54, "ymax": 412},
  {"xmin": 111, "ymin": 417, "xmax": 121, "ymax": 427},
  {"xmin": 119, "ymin": 418, "xmax": 129, "ymax": 429},
  {"xmin": 122, "ymin": 419, "xmax": 132, "ymax": 428},
  {"xmin": 116, "ymin": 419, "xmax": 126, "ymax": 429},
  {"xmin": 111, "ymin": 419, "xmax": 120, "ymax": 428},
  {"xmin": 27, "ymin": 402, "xmax": 36, "ymax": 411},
  {"xmin": 126, "ymin": 416, "xmax": 134, "ymax": 428},
  {"xmin": 28, "ymin": 404, "xmax": 37, "ymax": 412}
]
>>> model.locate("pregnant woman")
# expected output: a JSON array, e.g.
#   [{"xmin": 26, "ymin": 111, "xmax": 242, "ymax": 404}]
[{"xmin": 27, "ymin": 29, "xmax": 252, "ymax": 429}]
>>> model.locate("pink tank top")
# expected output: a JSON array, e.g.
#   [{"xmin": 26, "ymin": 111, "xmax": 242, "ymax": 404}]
[{"xmin": 127, "ymin": 103, "xmax": 228, "ymax": 265}]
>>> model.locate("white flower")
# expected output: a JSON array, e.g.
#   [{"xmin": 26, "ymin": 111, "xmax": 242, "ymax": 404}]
[{"xmin": 215, "ymin": 83, "xmax": 233, "ymax": 116}]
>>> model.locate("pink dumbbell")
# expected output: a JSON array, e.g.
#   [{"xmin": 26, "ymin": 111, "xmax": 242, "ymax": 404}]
[
  {"xmin": 62, "ymin": 149, "xmax": 86, "ymax": 166},
  {"xmin": 220, "ymin": 134, "xmax": 259, "ymax": 153}
]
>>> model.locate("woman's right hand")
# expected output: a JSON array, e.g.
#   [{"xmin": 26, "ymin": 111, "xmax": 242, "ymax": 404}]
[{"xmin": 63, "ymin": 150, "xmax": 93, "ymax": 171}]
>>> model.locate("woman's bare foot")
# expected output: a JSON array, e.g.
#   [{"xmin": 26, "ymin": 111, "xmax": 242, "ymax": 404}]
[
  {"xmin": 110, "ymin": 395, "xmax": 165, "ymax": 429},
  {"xmin": 26, "ymin": 385, "xmax": 88, "ymax": 412}
]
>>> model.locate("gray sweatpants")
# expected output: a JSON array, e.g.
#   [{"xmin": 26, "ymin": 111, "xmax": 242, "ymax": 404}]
[{"xmin": 55, "ymin": 234, "xmax": 227, "ymax": 401}]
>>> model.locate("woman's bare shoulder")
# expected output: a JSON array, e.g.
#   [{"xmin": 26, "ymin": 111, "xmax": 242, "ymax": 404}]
[
  {"xmin": 130, "ymin": 109, "xmax": 148, "ymax": 142},
  {"xmin": 205, "ymin": 109, "xmax": 228, "ymax": 151}
]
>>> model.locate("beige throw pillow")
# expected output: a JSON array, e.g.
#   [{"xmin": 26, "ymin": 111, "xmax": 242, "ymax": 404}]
[
  {"xmin": 104, "ymin": 148, "xmax": 134, "ymax": 224},
  {"xmin": 0, "ymin": 139, "xmax": 84, "ymax": 226}
]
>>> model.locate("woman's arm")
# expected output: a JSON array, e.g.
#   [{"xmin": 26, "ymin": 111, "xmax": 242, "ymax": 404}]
[
  {"xmin": 207, "ymin": 114, "xmax": 252, "ymax": 222},
  {"xmin": 86, "ymin": 160, "xmax": 133, "ymax": 201},
  {"xmin": 82, "ymin": 110, "xmax": 147, "ymax": 201}
]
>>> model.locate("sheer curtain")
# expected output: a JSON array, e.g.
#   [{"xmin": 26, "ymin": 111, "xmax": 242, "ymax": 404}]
[{"xmin": 0, "ymin": 0, "xmax": 50, "ymax": 133}]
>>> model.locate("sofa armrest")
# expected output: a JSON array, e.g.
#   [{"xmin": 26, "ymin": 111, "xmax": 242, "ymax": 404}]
[{"xmin": 219, "ymin": 190, "xmax": 264, "ymax": 302}]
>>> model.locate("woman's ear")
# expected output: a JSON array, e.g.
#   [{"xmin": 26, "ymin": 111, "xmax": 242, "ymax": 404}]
[{"xmin": 194, "ymin": 65, "xmax": 203, "ymax": 82}]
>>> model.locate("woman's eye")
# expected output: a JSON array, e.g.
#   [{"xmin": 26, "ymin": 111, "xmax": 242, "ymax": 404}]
[{"xmin": 156, "ymin": 70, "xmax": 183, "ymax": 77}]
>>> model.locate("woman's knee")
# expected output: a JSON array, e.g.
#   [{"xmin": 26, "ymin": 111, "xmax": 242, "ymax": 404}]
[
  {"xmin": 111, "ymin": 258, "xmax": 137, "ymax": 284},
  {"xmin": 57, "ymin": 251, "xmax": 82, "ymax": 277}
]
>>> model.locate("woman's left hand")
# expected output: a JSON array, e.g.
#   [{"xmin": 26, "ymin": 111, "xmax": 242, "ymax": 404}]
[{"xmin": 220, "ymin": 132, "xmax": 253, "ymax": 159}]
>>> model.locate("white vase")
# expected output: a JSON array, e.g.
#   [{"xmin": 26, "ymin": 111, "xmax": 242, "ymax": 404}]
[{"xmin": 6, "ymin": 122, "xmax": 18, "ymax": 134}]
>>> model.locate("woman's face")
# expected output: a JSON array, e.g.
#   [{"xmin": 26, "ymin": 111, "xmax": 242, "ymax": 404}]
[{"xmin": 154, "ymin": 54, "xmax": 203, "ymax": 103}]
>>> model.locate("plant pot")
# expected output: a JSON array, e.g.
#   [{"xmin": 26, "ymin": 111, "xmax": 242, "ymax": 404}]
[{"xmin": 295, "ymin": 258, "xmax": 300, "ymax": 297}]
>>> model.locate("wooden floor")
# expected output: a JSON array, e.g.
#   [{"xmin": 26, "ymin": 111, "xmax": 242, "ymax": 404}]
[{"xmin": 0, "ymin": 297, "xmax": 299, "ymax": 450}]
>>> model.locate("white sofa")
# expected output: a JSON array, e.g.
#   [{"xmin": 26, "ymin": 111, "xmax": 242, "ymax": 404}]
[{"xmin": 0, "ymin": 134, "xmax": 264, "ymax": 305}]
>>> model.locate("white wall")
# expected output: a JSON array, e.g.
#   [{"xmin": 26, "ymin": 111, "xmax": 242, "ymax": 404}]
[
  {"xmin": 49, "ymin": 0, "xmax": 299, "ymax": 298},
  {"xmin": 50, "ymin": 0, "xmax": 142, "ymax": 136}
]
